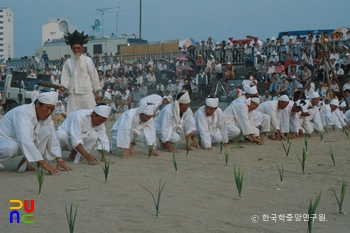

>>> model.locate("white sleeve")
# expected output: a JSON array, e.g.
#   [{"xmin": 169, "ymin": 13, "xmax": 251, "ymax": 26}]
[{"xmin": 195, "ymin": 110, "xmax": 212, "ymax": 148}]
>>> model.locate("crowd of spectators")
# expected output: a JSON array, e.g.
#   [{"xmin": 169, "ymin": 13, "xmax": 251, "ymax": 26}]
[{"xmin": 1, "ymin": 30, "xmax": 350, "ymax": 112}]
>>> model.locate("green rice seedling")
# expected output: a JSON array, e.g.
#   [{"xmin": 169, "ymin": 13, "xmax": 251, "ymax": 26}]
[
  {"xmin": 231, "ymin": 145, "xmax": 244, "ymax": 149},
  {"xmin": 281, "ymin": 141, "xmax": 292, "ymax": 157},
  {"xmin": 296, "ymin": 148, "xmax": 307, "ymax": 175},
  {"xmin": 234, "ymin": 165, "xmax": 244, "ymax": 200},
  {"xmin": 224, "ymin": 150, "xmax": 230, "ymax": 166},
  {"xmin": 303, "ymin": 134, "xmax": 309, "ymax": 153},
  {"xmin": 328, "ymin": 145, "xmax": 336, "ymax": 167},
  {"xmin": 286, "ymin": 134, "xmax": 291, "ymax": 144},
  {"xmin": 65, "ymin": 203, "xmax": 78, "ymax": 233},
  {"xmin": 102, "ymin": 157, "xmax": 111, "ymax": 183},
  {"xmin": 36, "ymin": 162, "xmax": 45, "ymax": 197},
  {"xmin": 276, "ymin": 158, "xmax": 284, "ymax": 185},
  {"xmin": 331, "ymin": 180, "xmax": 348, "ymax": 215},
  {"xmin": 319, "ymin": 131, "xmax": 325, "ymax": 143},
  {"xmin": 148, "ymin": 142, "xmax": 156, "ymax": 159},
  {"xmin": 141, "ymin": 179, "xmax": 166, "ymax": 217},
  {"xmin": 172, "ymin": 152, "xmax": 178, "ymax": 174},
  {"xmin": 307, "ymin": 191, "xmax": 321, "ymax": 233},
  {"xmin": 342, "ymin": 126, "xmax": 349, "ymax": 139},
  {"xmin": 219, "ymin": 141, "xmax": 224, "ymax": 154}
]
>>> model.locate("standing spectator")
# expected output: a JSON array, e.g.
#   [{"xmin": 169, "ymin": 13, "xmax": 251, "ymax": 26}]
[
  {"xmin": 92, "ymin": 52, "xmax": 100, "ymax": 66},
  {"xmin": 40, "ymin": 50, "xmax": 49, "ymax": 71},
  {"xmin": 195, "ymin": 54, "xmax": 205, "ymax": 72},
  {"xmin": 196, "ymin": 68, "xmax": 208, "ymax": 98}
]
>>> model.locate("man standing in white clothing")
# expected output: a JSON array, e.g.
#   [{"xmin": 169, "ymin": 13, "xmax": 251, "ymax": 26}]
[{"xmin": 60, "ymin": 30, "xmax": 101, "ymax": 116}]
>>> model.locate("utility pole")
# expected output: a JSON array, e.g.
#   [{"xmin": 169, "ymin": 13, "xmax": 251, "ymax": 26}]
[
  {"xmin": 96, "ymin": 7, "xmax": 113, "ymax": 36},
  {"xmin": 116, "ymin": 3, "xmax": 120, "ymax": 37},
  {"xmin": 139, "ymin": 0, "xmax": 142, "ymax": 42}
]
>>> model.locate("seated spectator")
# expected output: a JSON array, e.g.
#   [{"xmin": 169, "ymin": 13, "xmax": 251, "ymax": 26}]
[
  {"xmin": 146, "ymin": 70, "xmax": 156, "ymax": 88},
  {"xmin": 261, "ymin": 90, "xmax": 272, "ymax": 102},
  {"xmin": 330, "ymin": 79, "xmax": 341, "ymax": 100},
  {"xmin": 279, "ymin": 75, "xmax": 290, "ymax": 96},
  {"xmin": 267, "ymin": 61, "xmax": 276, "ymax": 82},
  {"xmin": 276, "ymin": 61, "xmax": 285, "ymax": 77},
  {"xmin": 343, "ymin": 78, "xmax": 350, "ymax": 92},
  {"xmin": 301, "ymin": 65, "xmax": 312, "ymax": 83},
  {"xmin": 268, "ymin": 51, "xmax": 279, "ymax": 64},
  {"xmin": 316, "ymin": 82, "xmax": 327, "ymax": 99},
  {"xmin": 269, "ymin": 73, "xmax": 280, "ymax": 94},
  {"xmin": 227, "ymin": 84, "xmax": 238, "ymax": 102}
]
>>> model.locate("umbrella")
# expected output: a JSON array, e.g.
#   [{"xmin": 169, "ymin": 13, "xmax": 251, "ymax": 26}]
[
  {"xmin": 182, "ymin": 65, "xmax": 193, "ymax": 71},
  {"xmin": 186, "ymin": 56, "xmax": 196, "ymax": 64},
  {"xmin": 176, "ymin": 56, "xmax": 188, "ymax": 61}
]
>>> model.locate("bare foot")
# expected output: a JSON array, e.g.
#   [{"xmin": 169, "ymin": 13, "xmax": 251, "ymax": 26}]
[
  {"xmin": 17, "ymin": 158, "xmax": 35, "ymax": 171},
  {"xmin": 159, "ymin": 138, "xmax": 167, "ymax": 149}
]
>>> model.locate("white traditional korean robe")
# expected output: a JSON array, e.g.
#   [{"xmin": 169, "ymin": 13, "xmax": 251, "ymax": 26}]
[
  {"xmin": 194, "ymin": 106, "xmax": 228, "ymax": 148},
  {"xmin": 56, "ymin": 109, "xmax": 109, "ymax": 163},
  {"xmin": 155, "ymin": 103, "xmax": 196, "ymax": 145},
  {"xmin": 280, "ymin": 101, "xmax": 301, "ymax": 133},
  {"xmin": 0, "ymin": 103, "xmax": 61, "ymax": 164},
  {"xmin": 257, "ymin": 100, "xmax": 281, "ymax": 132},
  {"xmin": 61, "ymin": 54, "xmax": 100, "ymax": 116},
  {"xmin": 224, "ymin": 102, "xmax": 259, "ymax": 138},
  {"xmin": 110, "ymin": 108, "xmax": 156, "ymax": 149}
]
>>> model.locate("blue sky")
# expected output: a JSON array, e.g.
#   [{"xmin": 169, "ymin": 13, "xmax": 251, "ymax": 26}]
[{"xmin": 2, "ymin": 0, "xmax": 349, "ymax": 57}]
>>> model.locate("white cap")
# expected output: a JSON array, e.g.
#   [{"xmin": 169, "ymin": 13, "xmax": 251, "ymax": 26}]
[
  {"xmin": 205, "ymin": 97, "xmax": 219, "ymax": 108},
  {"xmin": 256, "ymin": 51, "xmax": 261, "ymax": 55},
  {"xmin": 330, "ymin": 99, "xmax": 339, "ymax": 107},
  {"xmin": 177, "ymin": 91, "xmax": 191, "ymax": 104},
  {"xmin": 271, "ymin": 37, "xmax": 275, "ymax": 40},
  {"xmin": 227, "ymin": 62, "xmax": 231, "ymax": 65},
  {"xmin": 50, "ymin": 88, "xmax": 55, "ymax": 92},
  {"xmin": 278, "ymin": 95, "xmax": 290, "ymax": 102},
  {"xmin": 93, "ymin": 105, "xmax": 111, "ymax": 118},
  {"xmin": 139, "ymin": 103, "xmax": 156, "ymax": 115},
  {"xmin": 289, "ymin": 36, "xmax": 293, "ymax": 39},
  {"xmin": 37, "ymin": 92, "xmax": 58, "ymax": 105},
  {"xmin": 339, "ymin": 101, "xmax": 346, "ymax": 108},
  {"xmin": 271, "ymin": 51, "xmax": 277, "ymax": 55},
  {"xmin": 309, "ymin": 92, "xmax": 320, "ymax": 99},
  {"xmin": 246, "ymin": 86, "xmax": 258, "ymax": 94}
]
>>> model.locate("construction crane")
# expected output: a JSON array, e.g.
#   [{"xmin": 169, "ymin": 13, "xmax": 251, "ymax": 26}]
[{"xmin": 96, "ymin": 7, "xmax": 113, "ymax": 36}]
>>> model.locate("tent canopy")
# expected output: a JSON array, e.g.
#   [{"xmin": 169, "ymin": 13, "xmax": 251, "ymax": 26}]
[
  {"xmin": 331, "ymin": 26, "xmax": 350, "ymax": 35},
  {"xmin": 179, "ymin": 38, "xmax": 196, "ymax": 48}
]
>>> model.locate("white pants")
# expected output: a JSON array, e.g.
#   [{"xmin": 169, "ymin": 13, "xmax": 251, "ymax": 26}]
[
  {"xmin": 56, "ymin": 129, "xmax": 98, "ymax": 163},
  {"xmin": 0, "ymin": 126, "xmax": 55, "ymax": 164},
  {"xmin": 226, "ymin": 123, "xmax": 241, "ymax": 140},
  {"xmin": 66, "ymin": 93, "xmax": 96, "ymax": 116},
  {"xmin": 111, "ymin": 130, "xmax": 148, "ymax": 151},
  {"xmin": 156, "ymin": 114, "xmax": 196, "ymax": 145},
  {"xmin": 255, "ymin": 112, "xmax": 271, "ymax": 133}
]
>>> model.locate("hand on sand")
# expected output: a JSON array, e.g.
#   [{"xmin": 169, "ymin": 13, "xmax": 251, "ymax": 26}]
[
  {"xmin": 57, "ymin": 160, "xmax": 73, "ymax": 172},
  {"xmin": 84, "ymin": 155, "xmax": 99, "ymax": 165},
  {"xmin": 122, "ymin": 149, "xmax": 131, "ymax": 159},
  {"xmin": 151, "ymin": 148, "xmax": 160, "ymax": 156}
]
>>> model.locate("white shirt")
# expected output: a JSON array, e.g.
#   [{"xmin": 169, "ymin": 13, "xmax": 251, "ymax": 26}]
[
  {"xmin": 61, "ymin": 54, "xmax": 100, "ymax": 94},
  {"xmin": 58, "ymin": 109, "xmax": 110, "ymax": 150},
  {"xmin": 0, "ymin": 103, "xmax": 61, "ymax": 162},
  {"xmin": 194, "ymin": 106, "xmax": 228, "ymax": 147},
  {"xmin": 111, "ymin": 108, "xmax": 156, "ymax": 148},
  {"xmin": 257, "ymin": 100, "xmax": 281, "ymax": 130}
]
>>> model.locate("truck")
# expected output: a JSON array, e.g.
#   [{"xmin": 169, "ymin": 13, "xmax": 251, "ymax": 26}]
[{"xmin": 0, "ymin": 72, "xmax": 51, "ymax": 113}]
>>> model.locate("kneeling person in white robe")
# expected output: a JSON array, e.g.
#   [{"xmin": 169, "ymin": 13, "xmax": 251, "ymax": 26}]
[
  {"xmin": 225, "ymin": 97, "xmax": 263, "ymax": 144},
  {"xmin": 194, "ymin": 97, "xmax": 229, "ymax": 150},
  {"xmin": 155, "ymin": 92, "xmax": 200, "ymax": 153},
  {"xmin": 257, "ymin": 95, "xmax": 290, "ymax": 140},
  {"xmin": 0, "ymin": 92, "xmax": 72, "ymax": 174},
  {"xmin": 110, "ymin": 104, "xmax": 159, "ymax": 159},
  {"xmin": 56, "ymin": 104, "xmax": 111, "ymax": 165}
]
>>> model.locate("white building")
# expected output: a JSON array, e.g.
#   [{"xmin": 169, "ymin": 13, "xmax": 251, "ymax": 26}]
[
  {"xmin": 0, "ymin": 7, "xmax": 14, "ymax": 61},
  {"xmin": 42, "ymin": 18, "xmax": 76, "ymax": 45}
]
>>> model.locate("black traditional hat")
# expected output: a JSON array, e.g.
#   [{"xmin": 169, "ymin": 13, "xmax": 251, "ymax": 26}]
[{"xmin": 64, "ymin": 30, "xmax": 88, "ymax": 46}]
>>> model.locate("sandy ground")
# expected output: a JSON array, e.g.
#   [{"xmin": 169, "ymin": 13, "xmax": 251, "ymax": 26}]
[{"xmin": 0, "ymin": 119, "xmax": 349, "ymax": 233}]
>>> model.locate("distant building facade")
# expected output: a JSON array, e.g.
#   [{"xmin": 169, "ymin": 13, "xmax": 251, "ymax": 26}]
[{"xmin": 0, "ymin": 7, "xmax": 14, "ymax": 61}]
